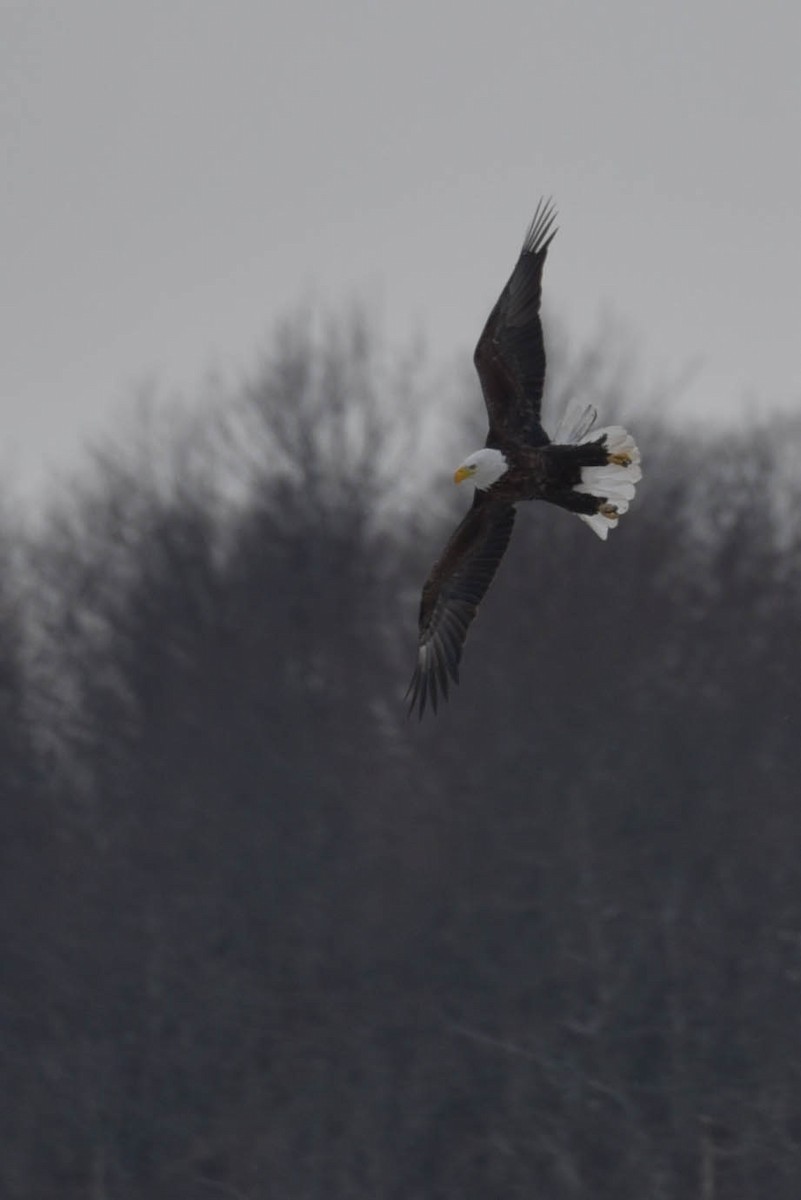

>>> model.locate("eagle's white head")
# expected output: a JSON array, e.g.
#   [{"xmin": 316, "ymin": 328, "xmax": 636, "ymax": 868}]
[{"xmin": 453, "ymin": 448, "xmax": 509, "ymax": 490}]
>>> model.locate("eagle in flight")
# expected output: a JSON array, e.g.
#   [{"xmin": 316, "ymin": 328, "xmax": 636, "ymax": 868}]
[{"xmin": 407, "ymin": 200, "xmax": 641, "ymax": 717}]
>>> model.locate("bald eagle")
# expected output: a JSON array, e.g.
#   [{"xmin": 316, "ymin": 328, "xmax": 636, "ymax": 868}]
[{"xmin": 407, "ymin": 200, "xmax": 641, "ymax": 717}]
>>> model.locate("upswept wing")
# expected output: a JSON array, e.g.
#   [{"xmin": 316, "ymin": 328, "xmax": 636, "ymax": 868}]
[
  {"xmin": 473, "ymin": 198, "xmax": 558, "ymax": 448},
  {"xmin": 406, "ymin": 495, "xmax": 516, "ymax": 717}
]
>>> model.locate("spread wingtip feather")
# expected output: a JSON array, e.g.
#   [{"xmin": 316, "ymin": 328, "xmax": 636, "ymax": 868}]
[{"xmin": 522, "ymin": 197, "xmax": 558, "ymax": 257}]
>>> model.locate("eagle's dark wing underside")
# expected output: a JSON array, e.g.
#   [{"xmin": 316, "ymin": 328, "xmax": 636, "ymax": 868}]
[
  {"xmin": 407, "ymin": 495, "xmax": 517, "ymax": 717},
  {"xmin": 473, "ymin": 198, "xmax": 557, "ymax": 448}
]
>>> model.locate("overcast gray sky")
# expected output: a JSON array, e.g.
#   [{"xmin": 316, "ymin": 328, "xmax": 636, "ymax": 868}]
[{"xmin": 3, "ymin": 0, "xmax": 800, "ymax": 497}]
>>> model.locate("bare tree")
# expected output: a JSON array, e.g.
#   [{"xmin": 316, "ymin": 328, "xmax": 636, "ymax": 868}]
[{"xmin": 5, "ymin": 311, "xmax": 801, "ymax": 1197}]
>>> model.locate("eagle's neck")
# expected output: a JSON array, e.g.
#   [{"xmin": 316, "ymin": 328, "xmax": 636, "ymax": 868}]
[{"xmin": 472, "ymin": 448, "xmax": 509, "ymax": 490}]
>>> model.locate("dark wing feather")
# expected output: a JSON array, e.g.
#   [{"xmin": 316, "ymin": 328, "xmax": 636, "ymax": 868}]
[
  {"xmin": 473, "ymin": 198, "xmax": 557, "ymax": 448},
  {"xmin": 406, "ymin": 495, "xmax": 516, "ymax": 718}
]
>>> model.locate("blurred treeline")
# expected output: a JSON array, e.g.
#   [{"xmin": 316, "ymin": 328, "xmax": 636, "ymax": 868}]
[{"xmin": 3, "ymin": 314, "xmax": 801, "ymax": 1199}]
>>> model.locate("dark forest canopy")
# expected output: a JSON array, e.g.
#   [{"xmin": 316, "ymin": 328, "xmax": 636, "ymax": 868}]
[{"xmin": 3, "ymin": 313, "xmax": 801, "ymax": 1199}]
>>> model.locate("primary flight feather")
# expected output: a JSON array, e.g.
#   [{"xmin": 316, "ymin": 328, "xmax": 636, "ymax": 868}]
[{"xmin": 407, "ymin": 200, "xmax": 641, "ymax": 717}]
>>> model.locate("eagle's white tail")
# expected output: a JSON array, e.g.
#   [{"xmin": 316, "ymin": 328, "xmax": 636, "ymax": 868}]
[
  {"xmin": 552, "ymin": 402, "xmax": 642, "ymax": 541},
  {"xmin": 551, "ymin": 397, "xmax": 599, "ymax": 444}
]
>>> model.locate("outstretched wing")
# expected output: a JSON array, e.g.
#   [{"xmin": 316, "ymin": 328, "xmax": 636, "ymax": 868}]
[
  {"xmin": 407, "ymin": 495, "xmax": 516, "ymax": 718},
  {"xmin": 473, "ymin": 198, "xmax": 558, "ymax": 448}
]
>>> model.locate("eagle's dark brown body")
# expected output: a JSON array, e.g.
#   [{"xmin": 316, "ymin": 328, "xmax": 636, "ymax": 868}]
[{"xmin": 484, "ymin": 440, "xmax": 610, "ymax": 515}]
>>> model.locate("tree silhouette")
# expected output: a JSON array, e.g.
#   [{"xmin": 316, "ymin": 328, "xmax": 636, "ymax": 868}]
[{"xmin": 3, "ymin": 312, "xmax": 801, "ymax": 1197}]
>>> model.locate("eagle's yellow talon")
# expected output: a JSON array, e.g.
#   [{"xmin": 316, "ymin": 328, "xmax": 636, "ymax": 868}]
[{"xmin": 608, "ymin": 452, "xmax": 632, "ymax": 466}]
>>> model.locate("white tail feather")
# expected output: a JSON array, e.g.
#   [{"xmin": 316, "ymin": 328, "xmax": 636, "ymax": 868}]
[
  {"xmin": 550, "ymin": 398, "xmax": 598, "ymax": 444},
  {"xmin": 577, "ymin": 512, "xmax": 614, "ymax": 540},
  {"xmin": 552, "ymin": 405, "xmax": 642, "ymax": 540},
  {"xmin": 574, "ymin": 466, "xmax": 638, "ymax": 500}
]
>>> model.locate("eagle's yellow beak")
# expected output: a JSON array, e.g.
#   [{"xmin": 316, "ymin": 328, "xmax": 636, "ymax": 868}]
[{"xmin": 454, "ymin": 465, "xmax": 471, "ymax": 484}]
